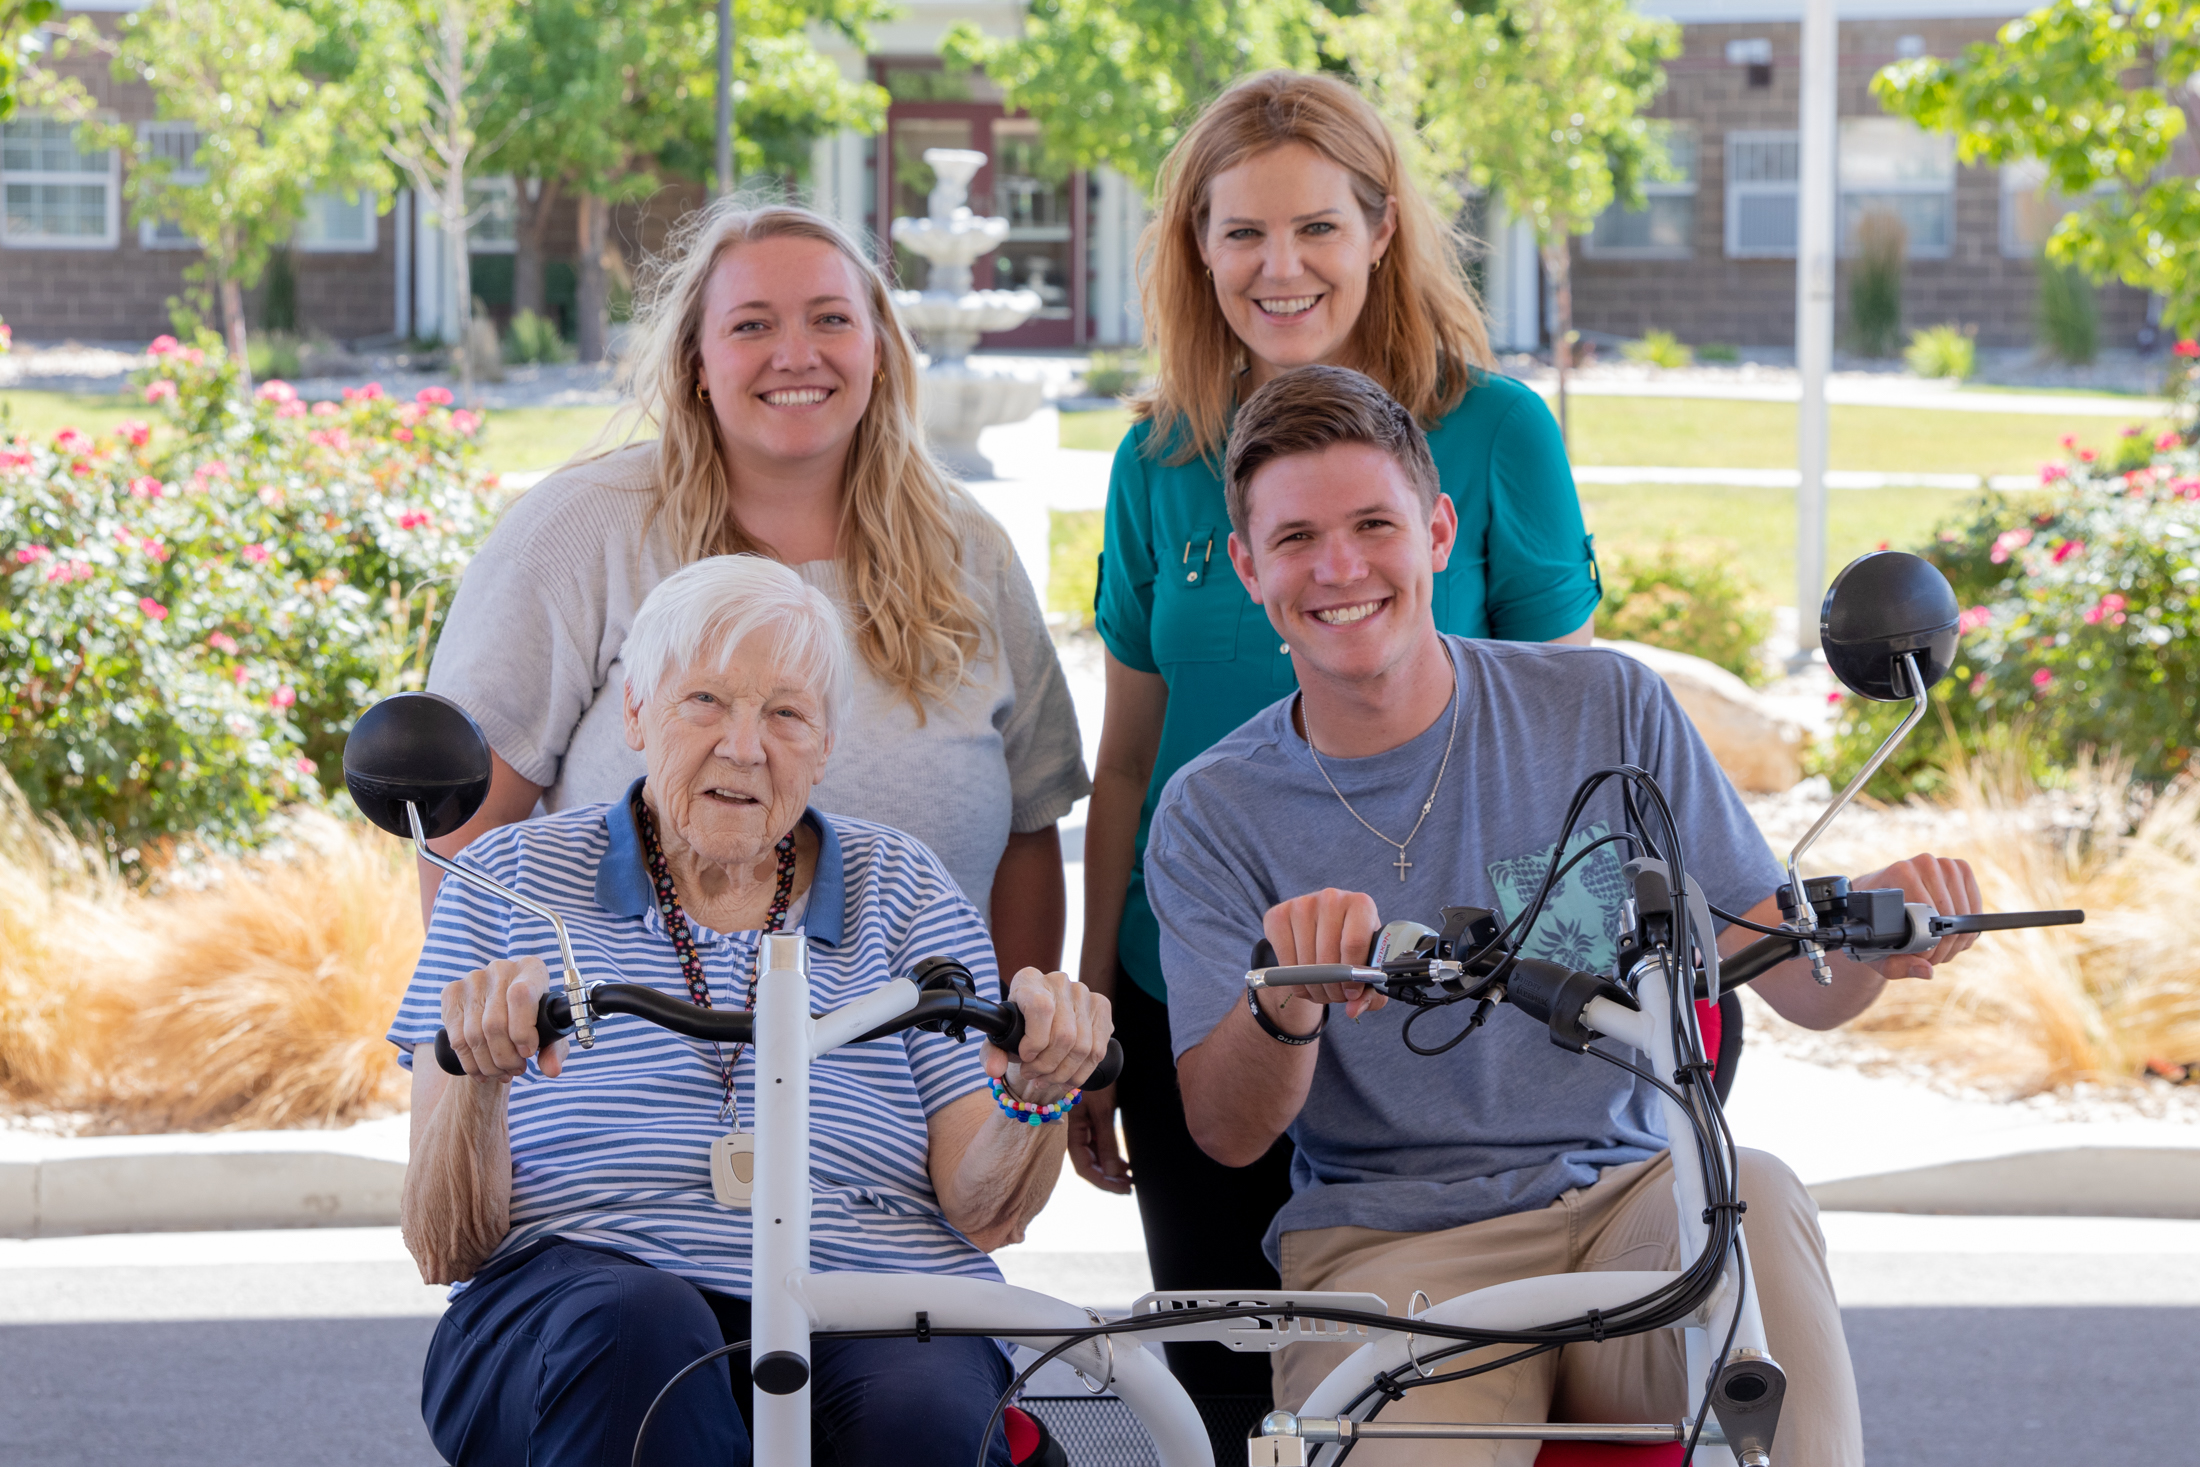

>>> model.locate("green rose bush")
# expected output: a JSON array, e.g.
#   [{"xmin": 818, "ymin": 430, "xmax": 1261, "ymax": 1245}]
[
  {"xmin": 0, "ymin": 335, "xmax": 497, "ymax": 865},
  {"xmin": 1834, "ymin": 414, "xmax": 2200, "ymax": 797}
]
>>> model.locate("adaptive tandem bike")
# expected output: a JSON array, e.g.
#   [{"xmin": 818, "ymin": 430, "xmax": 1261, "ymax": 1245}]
[{"xmin": 345, "ymin": 551, "xmax": 2082, "ymax": 1467}]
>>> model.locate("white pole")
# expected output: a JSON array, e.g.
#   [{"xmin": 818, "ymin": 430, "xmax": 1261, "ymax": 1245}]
[
  {"xmin": 751, "ymin": 932, "xmax": 813, "ymax": 1465},
  {"xmin": 1795, "ymin": 0, "xmax": 1837, "ymax": 655}
]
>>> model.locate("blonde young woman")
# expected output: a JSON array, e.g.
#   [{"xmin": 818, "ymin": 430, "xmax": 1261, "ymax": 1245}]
[
  {"xmin": 421, "ymin": 202, "xmax": 1090, "ymax": 982},
  {"xmin": 1068, "ymin": 70, "xmax": 1600, "ymax": 1419}
]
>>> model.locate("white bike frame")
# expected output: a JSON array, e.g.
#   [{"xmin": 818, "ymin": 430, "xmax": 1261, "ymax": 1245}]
[{"xmin": 730, "ymin": 926, "xmax": 1762, "ymax": 1467}]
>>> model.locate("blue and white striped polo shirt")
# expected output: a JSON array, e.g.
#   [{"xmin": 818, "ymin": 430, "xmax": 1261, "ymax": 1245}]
[{"xmin": 386, "ymin": 780, "xmax": 1006, "ymax": 1298}]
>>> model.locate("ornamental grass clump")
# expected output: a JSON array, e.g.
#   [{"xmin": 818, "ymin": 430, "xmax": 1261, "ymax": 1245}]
[
  {"xmin": 1830, "ymin": 424, "xmax": 2200, "ymax": 798},
  {"xmin": 0, "ymin": 333, "xmax": 498, "ymax": 867}
]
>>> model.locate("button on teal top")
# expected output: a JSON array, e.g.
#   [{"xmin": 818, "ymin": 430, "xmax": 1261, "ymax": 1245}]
[{"xmin": 1095, "ymin": 370, "xmax": 1601, "ymax": 1001}]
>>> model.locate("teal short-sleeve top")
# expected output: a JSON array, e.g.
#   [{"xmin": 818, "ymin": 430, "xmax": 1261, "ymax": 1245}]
[{"xmin": 1095, "ymin": 369, "xmax": 1601, "ymax": 1001}]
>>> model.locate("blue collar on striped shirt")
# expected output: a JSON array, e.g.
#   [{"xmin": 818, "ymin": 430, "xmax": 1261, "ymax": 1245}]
[{"xmin": 593, "ymin": 777, "xmax": 845, "ymax": 946}]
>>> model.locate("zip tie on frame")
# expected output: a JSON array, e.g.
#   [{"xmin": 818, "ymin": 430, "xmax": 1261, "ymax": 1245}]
[
  {"xmin": 1702, "ymin": 1200, "xmax": 1749, "ymax": 1225},
  {"xmin": 915, "ymin": 1311, "xmax": 931, "ymax": 1345},
  {"xmin": 1586, "ymin": 1308, "xmax": 1607, "ymax": 1345},
  {"xmin": 1074, "ymin": 1307, "xmax": 1116, "ymax": 1395}
]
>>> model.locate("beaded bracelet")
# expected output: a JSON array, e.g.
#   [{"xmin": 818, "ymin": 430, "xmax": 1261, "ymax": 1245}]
[{"xmin": 989, "ymin": 1076, "xmax": 1083, "ymax": 1126}]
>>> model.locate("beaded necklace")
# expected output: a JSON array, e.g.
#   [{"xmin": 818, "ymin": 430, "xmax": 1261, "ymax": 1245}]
[{"xmin": 634, "ymin": 792, "xmax": 797, "ymax": 1125}]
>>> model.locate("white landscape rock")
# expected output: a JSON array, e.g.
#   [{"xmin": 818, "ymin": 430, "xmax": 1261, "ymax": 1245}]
[{"xmin": 1599, "ymin": 638, "xmax": 1807, "ymax": 794}]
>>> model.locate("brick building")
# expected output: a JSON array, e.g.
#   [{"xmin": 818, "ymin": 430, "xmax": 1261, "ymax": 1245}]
[{"xmin": 1553, "ymin": 0, "xmax": 2154, "ymax": 352}]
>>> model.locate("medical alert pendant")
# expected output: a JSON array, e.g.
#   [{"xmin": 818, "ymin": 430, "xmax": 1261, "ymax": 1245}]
[{"xmin": 711, "ymin": 1130, "xmax": 755, "ymax": 1209}]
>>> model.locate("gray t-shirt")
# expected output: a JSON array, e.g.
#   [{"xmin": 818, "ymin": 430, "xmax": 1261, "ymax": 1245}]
[
  {"xmin": 428, "ymin": 444, "xmax": 1092, "ymax": 922},
  {"xmin": 1146, "ymin": 637, "xmax": 1782, "ymax": 1262}
]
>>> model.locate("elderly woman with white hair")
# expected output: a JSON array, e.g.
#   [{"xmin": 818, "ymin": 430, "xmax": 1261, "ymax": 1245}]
[{"xmin": 387, "ymin": 555, "xmax": 1111, "ymax": 1467}]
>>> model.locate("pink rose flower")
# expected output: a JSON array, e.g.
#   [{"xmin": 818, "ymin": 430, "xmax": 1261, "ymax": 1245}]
[
  {"xmin": 144, "ymin": 379, "xmax": 178, "ymax": 405},
  {"xmin": 311, "ymin": 401, "xmax": 340, "ymax": 418},
  {"xmin": 231, "ymin": 665, "xmax": 250, "ymax": 686},
  {"xmin": 256, "ymin": 380, "xmax": 298, "ymax": 405},
  {"xmin": 270, "ymin": 685, "xmax": 297, "ymax": 710},
  {"xmin": 139, "ymin": 597, "xmax": 168, "ymax": 621},
  {"xmin": 416, "ymin": 386, "xmax": 455, "ymax": 406},
  {"xmin": 141, "ymin": 537, "xmax": 170, "ymax": 563},
  {"xmin": 398, "ymin": 509, "xmax": 431, "ymax": 530},
  {"xmin": 393, "ymin": 427, "xmax": 414, "ymax": 443},
  {"xmin": 296, "ymin": 756, "xmax": 317, "ymax": 776},
  {"xmin": 1969, "ymin": 673, "xmax": 1988, "ymax": 696},
  {"xmin": 1825, "ymin": 690, "xmax": 1843, "ymax": 706},
  {"xmin": 257, "ymin": 485, "xmax": 284, "ymax": 507},
  {"xmin": 2051, "ymin": 539, "xmax": 2086, "ymax": 564},
  {"xmin": 182, "ymin": 347, "xmax": 205, "ymax": 367},
  {"xmin": 53, "ymin": 428, "xmax": 87, "ymax": 453},
  {"xmin": 450, "ymin": 409, "xmax": 481, "ymax": 436},
  {"xmin": 2177, "ymin": 339, "xmax": 2200, "ymax": 359},
  {"xmin": 275, "ymin": 400, "xmax": 306, "ymax": 419},
  {"xmin": 120, "ymin": 420, "xmax": 152, "ymax": 448},
  {"xmin": 1989, "ymin": 528, "xmax": 2033, "ymax": 564},
  {"xmin": 2032, "ymin": 667, "xmax": 2054, "ymax": 689},
  {"xmin": 206, "ymin": 632, "xmax": 239, "ymax": 654},
  {"xmin": 13, "ymin": 544, "xmax": 52, "ymax": 564},
  {"xmin": 2078, "ymin": 448, "xmax": 2098, "ymax": 463},
  {"xmin": 2156, "ymin": 431, "xmax": 2181, "ymax": 452},
  {"xmin": 2039, "ymin": 462, "xmax": 2069, "ymax": 484},
  {"xmin": 1957, "ymin": 605, "xmax": 1991, "ymax": 633},
  {"xmin": 2060, "ymin": 434, "xmax": 2078, "ymax": 449},
  {"xmin": 241, "ymin": 543, "xmax": 272, "ymax": 565},
  {"xmin": 2122, "ymin": 424, "xmax": 2144, "ymax": 438},
  {"xmin": 129, "ymin": 476, "xmax": 163, "ymax": 499},
  {"xmin": 0, "ymin": 448, "xmax": 31, "ymax": 471},
  {"xmin": 148, "ymin": 335, "xmax": 180, "ymax": 356}
]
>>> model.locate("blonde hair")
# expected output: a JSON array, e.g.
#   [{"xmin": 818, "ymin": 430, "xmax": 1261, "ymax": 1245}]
[
  {"xmin": 620, "ymin": 199, "xmax": 1001, "ymax": 716},
  {"xmin": 1135, "ymin": 70, "xmax": 1496, "ymax": 465}
]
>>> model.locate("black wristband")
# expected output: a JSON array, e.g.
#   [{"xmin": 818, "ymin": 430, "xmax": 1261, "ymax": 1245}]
[{"xmin": 1247, "ymin": 984, "xmax": 1328, "ymax": 1046}]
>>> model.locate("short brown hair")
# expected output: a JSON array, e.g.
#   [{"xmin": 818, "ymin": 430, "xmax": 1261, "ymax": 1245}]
[{"xmin": 1223, "ymin": 366, "xmax": 1441, "ymax": 534}]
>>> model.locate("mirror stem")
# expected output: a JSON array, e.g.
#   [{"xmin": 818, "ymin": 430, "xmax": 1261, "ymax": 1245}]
[
  {"xmin": 408, "ymin": 802, "xmax": 596, "ymax": 1049},
  {"xmin": 1784, "ymin": 652, "xmax": 1929, "ymax": 985}
]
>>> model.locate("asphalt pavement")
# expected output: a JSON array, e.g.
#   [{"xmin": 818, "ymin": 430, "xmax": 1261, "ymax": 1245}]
[{"xmin": 5, "ymin": 1305, "xmax": 2195, "ymax": 1465}]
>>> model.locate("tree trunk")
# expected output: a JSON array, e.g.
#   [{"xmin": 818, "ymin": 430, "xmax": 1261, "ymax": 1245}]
[
  {"xmin": 576, "ymin": 193, "xmax": 609, "ymax": 365},
  {"xmin": 220, "ymin": 276, "xmax": 251, "ymax": 387},
  {"xmin": 445, "ymin": 170, "xmax": 473, "ymax": 403},
  {"xmin": 512, "ymin": 174, "xmax": 563, "ymax": 320},
  {"xmin": 1542, "ymin": 237, "xmax": 1575, "ymax": 449}
]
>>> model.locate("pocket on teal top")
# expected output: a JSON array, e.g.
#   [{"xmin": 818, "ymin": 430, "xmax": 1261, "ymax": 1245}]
[{"xmin": 1150, "ymin": 524, "xmax": 1238, "ymax": 665}]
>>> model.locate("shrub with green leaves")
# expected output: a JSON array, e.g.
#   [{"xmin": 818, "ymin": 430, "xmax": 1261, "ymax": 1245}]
[
  {"xmin": 0, "ymin": 333, "xmax": 497, "ymax": 865},
  {"xmin": 1829, "ymin": 426, "xmax": 2200, "ymax": 797},
  {"xmin": 1905, "ymin": 322, "xmax": 1977, "ymax": 382},
  {"xmin": 505, "ymin": 309, "xmax": 574, "ymax": 366},
  {"xmin": 2037, "ymin": 262, "xmax": 2098, "ymax": 365},
  {"xmin": 1597, "ymin": 543, "xmax": 1772, "ymax": 684},
  {"xmin": 1081, "ymin": 349, "xmax": 1149, "ymax": 399},
  {"xmin": 1621, "ymin": 330, "xmax": 1693, "ymax": 369}
]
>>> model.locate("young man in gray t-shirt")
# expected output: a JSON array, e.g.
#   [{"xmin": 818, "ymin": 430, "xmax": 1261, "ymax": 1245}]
[{"xmin": 1144, "ymin": 366, "xmax": 1983, "ymax": 1465}]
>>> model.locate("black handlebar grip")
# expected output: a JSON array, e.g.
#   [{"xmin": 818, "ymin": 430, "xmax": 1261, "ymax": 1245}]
[{"xmin": 432, "ymin": 992, "xmax": 570, "ymax": 1076}]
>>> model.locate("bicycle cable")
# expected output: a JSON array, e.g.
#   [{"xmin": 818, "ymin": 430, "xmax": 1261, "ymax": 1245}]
[{"xmin": 630, "ymin": 1340, "xmax": 750, "ymax": 1467}]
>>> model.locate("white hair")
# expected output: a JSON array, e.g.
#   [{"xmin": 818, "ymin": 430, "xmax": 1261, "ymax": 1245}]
[{"xmin": 622, "ymin": 554, "xmax": 855, "ymax": 733}]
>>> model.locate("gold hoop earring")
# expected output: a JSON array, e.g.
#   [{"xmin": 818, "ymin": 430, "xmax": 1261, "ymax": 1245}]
[
  {"xmin": 695, "ymin": 383, "xmax": 710, "ymax": 403},
  {"xmin": 1204, "ymin": 266, "xmax": 1213, "ymax": 282},
  {"xmin": 874, "ymin": 367, "xmax": 885, "ymax": 387},
  {"xmin": 1372, "ymin": 255, "xmax": 1384, "ymax": 275}
]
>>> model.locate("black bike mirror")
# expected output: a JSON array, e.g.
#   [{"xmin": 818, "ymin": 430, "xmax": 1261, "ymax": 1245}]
[
  {"xmin": 1819, "ymin": 550, "xmax": 1959, "ymax": 703},
  {"xmin": 342, "ymin": 691, "xmax": 493, "ymax": 840}
]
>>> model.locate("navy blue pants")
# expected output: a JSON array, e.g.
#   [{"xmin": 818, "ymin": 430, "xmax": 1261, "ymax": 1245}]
[{"xmin": 422, "ymin": 1240, "xmax": 1015, "ymax": 1467}]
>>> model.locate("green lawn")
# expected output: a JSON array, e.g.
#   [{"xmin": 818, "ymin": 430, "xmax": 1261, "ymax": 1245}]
[
  {"xmin": 1047, "ymin": 483, "xmax": 1972, "ymax": 621},
  {"xmin": 0, "ymin": 390, "xmax": 628, "ymax": 477},
  {"xmin": 1059, "ymin": 396, "xmax": 2168, "ymax": 475}
]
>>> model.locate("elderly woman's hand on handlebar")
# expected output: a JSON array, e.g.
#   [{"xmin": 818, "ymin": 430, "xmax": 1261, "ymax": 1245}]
[
  {"xmin": 988, "ymin": 968, "xmax": 1111, "ymax": 1106},
  {"xmin": 1263, "ymin": 888, "xmax": 1388, "ymax": 1021},
  {"xmin": 440, "ymin": 956, "xmax": 569, "ymax": 1081}
]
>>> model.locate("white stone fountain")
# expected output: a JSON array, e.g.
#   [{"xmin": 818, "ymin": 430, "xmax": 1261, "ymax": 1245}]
[{"xmin": 890, "ymin": 148, "xmax": 1045, "ymax": 479}]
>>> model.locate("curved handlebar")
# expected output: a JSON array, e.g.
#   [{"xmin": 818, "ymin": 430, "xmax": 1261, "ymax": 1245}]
[{"xmin": 432, "ymin": 982, "xmax": 1125, "ymax": 1091}]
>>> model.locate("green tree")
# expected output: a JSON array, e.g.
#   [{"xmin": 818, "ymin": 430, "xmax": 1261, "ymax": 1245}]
[
  {"xmin": 1328, "ymin": 0, "xmax": 1679, "ymax": 440},
  {"xmin": 480, "ymin": 0, "xmax": 888, "ymax": 361},
  {"xmin": 33, "ymin": 0, "xmax": 379, "ymax": 380},
  {"xmin": 1874, "ymin": 0, "xmax": 2199, "ymax": 334},
  {"xmin": 0, "ymin": 0, "xmax": 56, "ymax": 120},
  {"xmin": 370, "ymin": 0, "xmax": 521, "ymax": 397},
  {"xmin": 941, "ymin": 0, "xmax": 1324, "ymax": 193}
]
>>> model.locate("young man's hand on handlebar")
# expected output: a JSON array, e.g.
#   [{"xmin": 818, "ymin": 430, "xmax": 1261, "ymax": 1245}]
[
  {"xmin": 1262, "ymin": 888, "xmax": 1389, "ymax": 1024},
  {"xmin": 988, "ymin": 967, "xmax": 1112, "ymax": 1106},
  {"xmin": 441, "ymin": 955, "xmax": 569, "ymax": 1081}
]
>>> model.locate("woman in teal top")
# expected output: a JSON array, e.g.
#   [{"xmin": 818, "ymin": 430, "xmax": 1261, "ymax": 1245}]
[{"xmin": 1067, "ymin": 70, "xmax": 1600, "ymax": 1429}]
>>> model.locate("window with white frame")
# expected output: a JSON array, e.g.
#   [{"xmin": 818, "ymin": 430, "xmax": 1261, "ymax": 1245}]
[
  {"xmin": 1587, "ymin": 125, "xmax": 1698, "ymax": 258},
  {"xmin": 466, "ymin": 175, "xmax": 515, "ymax": 253},
  {"xmin": 1725, "ymin": 131, "xmax": 1798, "ymax": 258},
  {"xmin": 136, "ymin": 120, "xmax": 203, "ymax": 250},
  {"xmin": 1, "ymin": 116, "xmax": 119, "ymax": 249},
  {"xmin": 295, "ymin": 189, "xmax": 378, "ymax": 253},
  {"xmin": 1838, "ymin": 118, "xmax": 1954, "ymax": 258},
  {"xmin": 1997, "ymin": 157, "xmax": 2116, "ymax": 258}
]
